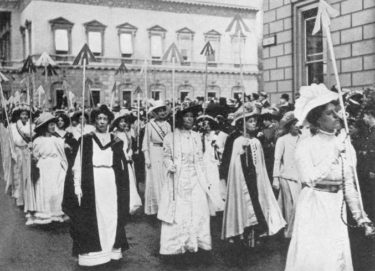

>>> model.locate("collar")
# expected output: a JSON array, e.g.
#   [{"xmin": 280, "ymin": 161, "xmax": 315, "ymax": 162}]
[{"xmin": 318, "ymin": 129, "xmax": 336, "ymax": 136}]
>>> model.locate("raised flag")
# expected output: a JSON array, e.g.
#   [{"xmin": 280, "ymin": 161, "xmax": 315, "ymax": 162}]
[
  {"xmin": 134, "ymin": 86, "xmax": 142, "ymax": 95},
  {"xmin": 200, "ymin": 41, "xmax": 215, "ymax": 57},
  {"xmin": 226, "ymin": 14, "xmax": 250, "ymax": 35},
  {"xmin": 115, "ymin": 61, "xmax": 128, "ymax": 75},
  {"xmin": 312, "ymin": 0, "xmax": 339, "ymax": 35},
  {"xmin": 162, "ymin": 43, "xmax": 183, "ymax": 63},
  {"xmin": 20, "ymin": 56, "xmax": 36, "ymax": 73},
  {"xmin": 35, "ymin": 52, "xmax": 57, "ymax": 67},
  {"xmin": 72, "ymin": 44, "xmax": 96, "ymax": 66}
]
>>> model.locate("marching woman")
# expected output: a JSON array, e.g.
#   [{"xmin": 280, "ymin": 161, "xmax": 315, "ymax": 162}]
[
  {"xmin": 158, "ymin": 105, "xmax": 224, "ymax": 255},
  {"xmin": 62, "ymin": 105, "xmax": 129, "ymax": 267},
  {"xmin": 221, "ymin": 108, "xmax": 286, "ymax": 247},
  {"xmin": 10, "ymin": 104, "xmax": 36, "ymax": 225},
  {"xmin": 272, "ymin": 112, "xmax": 301, "ymax": 238},
  {"xmin": 112, "ymin": 110, "xmax": 142, "ymax": 215},
  {"xmin": 197, "ymin": 114, "xmax": 227, "ymax": 213},
  {"xmin": 285, "ymin": 84, "xmax": 373, "ymax": 271},
  {"xmin": 55, "ymin": 111, "xmax": 70, "ymax": 138},
  {"xmin": 142, "ymin": 100, "xmax": 171, "ymax": 215},
  {"xmin": 32, "ymin": 112, "xmax": 68, "ymax": 224},
  {"xmin": 67, "ymin": 111, "xmax": 95, "ymax": 141}
]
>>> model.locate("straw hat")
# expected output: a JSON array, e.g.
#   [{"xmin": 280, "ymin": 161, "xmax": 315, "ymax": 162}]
[
  {"xmin": 147, "ymin": 100, "xmax": 167, "ymax": 114},
  {"xmin": 34, "ymin": 112, "xmax": 56, "ymax": 134},
  {"xmin": 231, "ymin": 111, "xmax": 259, "ymax": 127},
  {"xmin": 294, "ymin": 83, "xmax": 339, "ymax": 126},
  {"xmin": 112, "ymin": 109, "xmax": 136, "ymax": 128}
]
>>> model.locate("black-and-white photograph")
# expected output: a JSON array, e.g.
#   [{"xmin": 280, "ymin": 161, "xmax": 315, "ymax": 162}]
[{"xmin": 0, "ymin": 0, "xmax": 374, "ymax": 270}]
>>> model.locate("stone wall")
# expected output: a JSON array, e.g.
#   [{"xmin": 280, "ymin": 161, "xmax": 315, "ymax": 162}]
[{"xmin": 262, "ymin": 0, "xmax": 375, "ymax": 103}]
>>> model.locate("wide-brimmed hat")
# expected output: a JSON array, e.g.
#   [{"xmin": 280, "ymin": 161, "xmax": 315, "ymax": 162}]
[
  {"xmin": 176, "ymin": 104, "xmax": 202, "ymax": 119},
  {"xmin": 280, "ymin": 111, "xmax": 297, "ymax": 130},
  {"xmin": 148, "ymin": 100, "xmax": 167, "ymax": 114},
  {"xmin": 196, "ymin": 114, "xmax": 219, "ymax": 130},
  {"xmin": 112, "ymin": 109, "xmax": 136, "ymax": 128},
  {"xmin": 34, "ymin": 112, "xmax": 56, "ymax": 134},
  {"xmin": 231, "ymin": 111, "xmax": 259, "ymax": 127},
  {"xmin": 294, "ymin": 83, "xmax": 339, "ymax": 126},
  {"xmin": 90, "ymin": 104, "xmax": 114, "ymax": 122}
]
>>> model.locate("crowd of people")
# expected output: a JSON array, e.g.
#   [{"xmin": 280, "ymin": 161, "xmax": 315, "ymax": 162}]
[{"xmin": 0, "ymin": 83, "xmax": 375, "ymax": 270}]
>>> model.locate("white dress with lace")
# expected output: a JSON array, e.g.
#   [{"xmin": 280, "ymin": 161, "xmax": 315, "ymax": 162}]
[{"xmin": 160, "ymin": 130, "xmax": 211, "ymax": 255}]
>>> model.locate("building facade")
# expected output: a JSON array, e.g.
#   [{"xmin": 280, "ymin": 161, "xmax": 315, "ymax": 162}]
[
  {"xmin": 262, "ymin": 0, "xmax": 375, "ymax": 103},
  {"xmin": 0, "ymin": 0, "xmax": 262, "ymax": 109}
]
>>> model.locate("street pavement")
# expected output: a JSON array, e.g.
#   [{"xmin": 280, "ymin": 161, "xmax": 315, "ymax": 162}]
[{"xmin": 0, "ymin": 182, "xmax": 288, "ymax": 271}]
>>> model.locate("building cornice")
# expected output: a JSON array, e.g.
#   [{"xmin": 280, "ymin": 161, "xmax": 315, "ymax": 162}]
[{"xmin": 18, "ymin": 0, "xmax": 257, "ymax": 17}]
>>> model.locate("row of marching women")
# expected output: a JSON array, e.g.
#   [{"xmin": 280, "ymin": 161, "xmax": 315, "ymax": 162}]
[{"xmin": 1, "ymin": 82, "xmax": 375, "ymax": 270}]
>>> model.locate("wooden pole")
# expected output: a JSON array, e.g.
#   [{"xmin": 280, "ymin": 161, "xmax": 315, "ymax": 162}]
[{"xmin": 325, "ymin": 25, "xmax": 364, "ymax": 212}]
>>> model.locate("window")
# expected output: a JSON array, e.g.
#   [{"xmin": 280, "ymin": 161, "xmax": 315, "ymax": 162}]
[
  {"xmin": 148, "ymin": 25, "xmax": 166, "ymax": 64},
  {"xmin": 118, "ymin": 82, "xmax": 133, "ymax": 108},
  {"xmin": 151, "ymin": 35, "xmax": 163, "ymax": 58},
  {"xmin": 304, "ymin": 11, "xmax": 323, "ymax": 84},
  {"xmin": 293, "ymin": 3, "xmax": 326, "ymax": 91},
  {"xmin": 232, "ymin": 84, "xmax": 244, "ymax": 99},
  {"xmin": 117, "ymin": 23, "xmax": 137, "ymax": 59},
  {"xmin": 178, "ymin": 81, "xmax": 194, "ymax": 101},
  {"xmin": 90, "ymin": 89, "xmax": 100, "ymax": 107},
  {"xmin": 204, "ymin": 30, "xmax": 221, "ymax": 65},
  {"xmin": 150, "ymin": 81, "xmax": 166, "ymax": 100},
  {"xmin": 207, "ymin": 82, "xmax": 221, "ymax": 98},
  {"xmin": 177, "ymin": 27, "xmax": 194, "ymax": 63},
  {"xmin": 49, "ymin": 17, "xmax": 73, "ymax": 55},
  {"xmin": 84, "ymin": 20, "xmax": 106, "ymax": 56},
  {"xmin": 88, "ymin": 32, "xmax": 102, "ymax": 55},
  {"xmin": 0, "ymin": 12, "xmax": 11, "ymax": 64},
  {"xmin": 232, "ymin": 35, "xmax": 246, "ymax": 66}
]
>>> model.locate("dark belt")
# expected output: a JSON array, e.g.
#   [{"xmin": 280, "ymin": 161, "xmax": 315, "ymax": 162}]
[
  {"xmin": 313, "ymin": 183, "xmax": 341, "ymax": 193},
  {"xmin": 152, "ymin": 143, "xmax": 163, "ymax": 147}
]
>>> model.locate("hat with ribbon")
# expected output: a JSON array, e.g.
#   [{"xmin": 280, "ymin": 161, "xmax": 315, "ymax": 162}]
[{"xmin": 294, "ymin": 83, "xmax": 339, "ymax": 126}]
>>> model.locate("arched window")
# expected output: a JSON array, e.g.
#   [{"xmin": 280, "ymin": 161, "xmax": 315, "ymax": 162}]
[
  {"xmin": 207, "ymin": 81, "xmax": 221, "ymax": 99},
  {"xmin": 150, "ymin": 81, "xmax": 166, "ymax": 101},
  {"xmin": 118, "ymin": 80, "xmax": 134, "ymax": 108},
  {"xmin": 231, "ymin": 83, "xmax": 244, "ymax": 100},
  {"xmin": 178, "ymin": 80, "xmax": 194, "ymax": 101}
]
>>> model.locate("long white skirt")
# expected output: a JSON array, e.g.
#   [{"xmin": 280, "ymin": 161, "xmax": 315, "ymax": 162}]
[
  {"xmin": 79, "ymin": 167, "xmax": 121, "ymax": 266},
  {"xmin": 204, "ymin": 158, "xmax": 226, "ymax": 214},
  {"xmin": 160, "ymin": 165, "xmax": 211, "ymax": 255},
  {"xmin": 34, "ymin": 157, "xmax": 65, "ymax": 222},
  {"xmin": 145, "ymin": 145, "xmax": 163, "ymax": 215},
  {"xmin": 285, "ymin": 188, "xmax": 353, "ymax": 271},
  {"xmin": 277, "ymin": 178, "xmax": 301, "ymax": 238},
  {"xmin": 128, "ymin": 163, "xmax": 142, "ymax": 214}
]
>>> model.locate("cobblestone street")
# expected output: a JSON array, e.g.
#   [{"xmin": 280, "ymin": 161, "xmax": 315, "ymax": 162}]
[{"xmin": 0, "ymin": 183, "xmax": 288, "ymax": 271}]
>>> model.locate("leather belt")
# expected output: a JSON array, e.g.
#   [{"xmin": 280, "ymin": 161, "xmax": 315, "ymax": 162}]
[
  {"xmin": 313, "ymin": 183, "xmax": 341, "ymax": 193},
  {"xmin": 93, "ymin": 165, "xmax": 112, "ymax": 168},
  {"xmin": 152, "ymin": 143, "xmax": 163, "ymax": 147}
]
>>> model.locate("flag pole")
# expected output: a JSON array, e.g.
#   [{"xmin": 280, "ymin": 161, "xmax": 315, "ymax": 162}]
[
  {"xmin": 324, "ymin": 23, "xmax": 364, "ymax": 212},
  {"xmin": 172, "ymin": 56, "xmax": 176, "ymax": 201},
  {"xmin": 137, "ymin": 91, "xmax": 140, "ymax": 149},
  {"xmin": 204, "ymin": 54, "xmax": 208, "ymax": 113},
  {"xmin": 78, "ymin": 58, "xmax": 86, "ymax": 207}
]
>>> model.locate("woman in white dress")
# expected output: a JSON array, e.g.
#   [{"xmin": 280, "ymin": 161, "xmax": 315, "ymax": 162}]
[
  {"xmin": 142, "ymin": 101, "xmax": 171, "ymax": 215},
  {"xmin": 112, "ymin": 111, "xmax": 142, "ymax": 215},
  {"xmin": 197, "ymin": 114, "xmax": 227, "ymax": 213},
  {"xmin": 272, "ymin": 112, "xmax": 301, "ymax": 238},
  {"xmin": 285, "ymin": 84, "xmax": 374, "ymax": 271},
  {"xmin": 158, "ymin": 105, "xmax": 223, "ymax": 255},
  {"xmin": 63, "ymin": 105, "xmax": 129, "ymax": 267},
  {"xmin": 10, "ymin": 105, "xmax": 37, "ymax": 225},
  {"xmin": 32, "ymin": 112, "xmax": 68, "ymax": 224}
]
